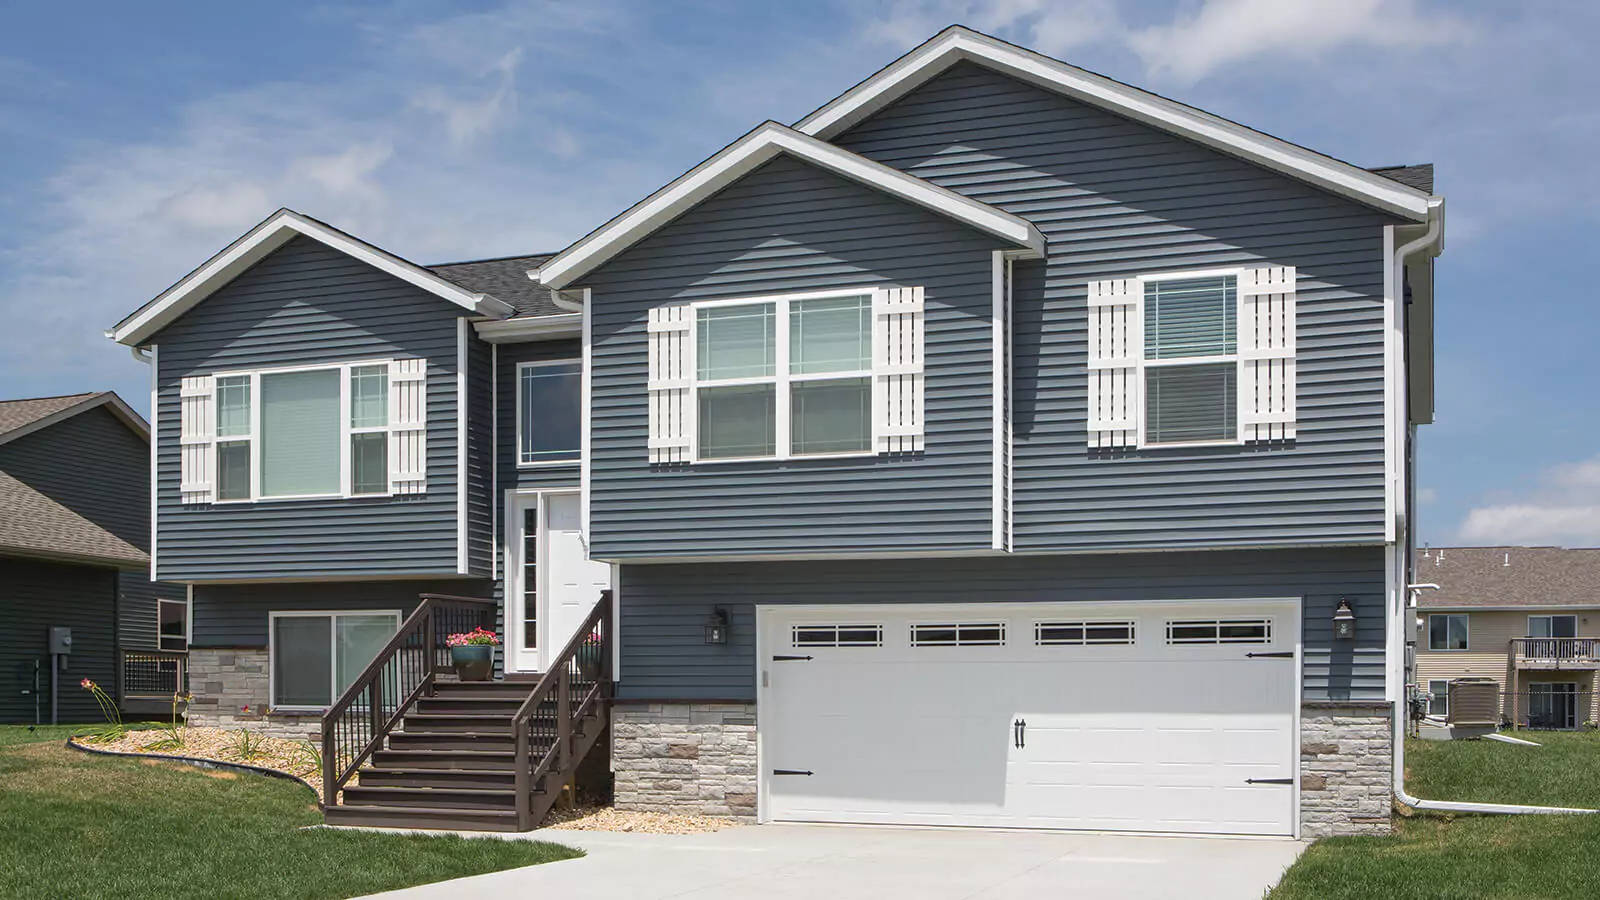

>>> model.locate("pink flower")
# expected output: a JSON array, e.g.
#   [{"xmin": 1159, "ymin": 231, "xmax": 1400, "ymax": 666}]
[
  {"xmin": 240, "ymin": 705, "xmax": 251, "ymax": 715},
  {"xmin": 80, "ymin": 678, "xmax": 95, "ymax": 690}
]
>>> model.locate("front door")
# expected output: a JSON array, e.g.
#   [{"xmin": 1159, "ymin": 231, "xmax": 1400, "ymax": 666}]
[{"xmin": 508, "ymin": 491, "xmax": 612, "ymax": 673}]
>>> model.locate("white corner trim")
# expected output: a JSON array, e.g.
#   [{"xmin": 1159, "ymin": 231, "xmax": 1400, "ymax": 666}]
[
  {"xmin": 580, "ymin": 288, "xmax": 594, "ymax": 541},
  {"xmin": 149, "ymin": 346, "xmax": 159, "ymax": 581},
  {"xmin": 533, "ymin": 122, "xmax": 1046, "ymax": 290},
  {"xmin": 490, "ymin": 342, "xmax": 499, "ymax": 583},
  {"xmin": 457, "ymin": 317, "xmax": 470, "ymax": 576},
  {"xmin": 795, "ymin": 27, "xmax": 1432, "ymax": 222},
  {"xmin": 990, "ymin": 250, "xmax": 1006, "ymax": 552},
  {"xmin": 108, "ymin": 209, "xmax": 514, "ymax": 346},
  {"xmin": 473, "ymin": 313, "xmax": 583, "ymax": 343}
]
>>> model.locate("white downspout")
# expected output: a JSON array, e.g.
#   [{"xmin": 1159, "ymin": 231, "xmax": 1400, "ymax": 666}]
[{"xmin": 1389, "ymin": 201, "xmax": 1595, "ymax": 817}]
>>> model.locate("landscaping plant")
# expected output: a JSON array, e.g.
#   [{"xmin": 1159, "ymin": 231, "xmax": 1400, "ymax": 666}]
[
  {"xmin": 142, "ymin": 690, "xmax": 194, "ymax": 752},
  {"xmin": 78, "ymin": 678, "xmax": 126, "ymax": 743}
]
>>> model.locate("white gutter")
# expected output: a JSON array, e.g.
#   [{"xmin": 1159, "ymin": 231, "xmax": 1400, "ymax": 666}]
[{"xmin": 1391, "ymin": 215, "xmax": 1594, "ymax": 816}]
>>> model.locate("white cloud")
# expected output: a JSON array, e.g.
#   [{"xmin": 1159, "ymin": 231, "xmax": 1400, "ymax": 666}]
[
  {"xmin": 861, "ymin": 0, "xmax": 1122, "ymax": 56},
  {"xmin": 1417, "ymin": 487, "xmax": 1438, "ymax": 505},
  {"xmin": 414, "ymin": 49, "xmax": 523, "ymax": 149},
  {"xmin": 1458, "ymin": 455, "xmax": 1600, "ymax": 547}
]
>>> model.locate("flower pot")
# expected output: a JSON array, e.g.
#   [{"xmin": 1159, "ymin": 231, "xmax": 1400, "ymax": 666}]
[
  {"xmin": 450, "ymin": 644, "xmax": 494, "ymax": 681},
  {"xmin": 576, "ymin": 643, "xmax": 603, "ymax": 682}
]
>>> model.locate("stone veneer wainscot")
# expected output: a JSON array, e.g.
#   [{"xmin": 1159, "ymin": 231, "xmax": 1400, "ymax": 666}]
[
  {"xmin": 184, "ymin": 648, "xmax": 323, "ymax": 739},
  {"xmin": 612, "ymin": 702, "xmax": 758, "ymax": 818},
  {"xmin": 1300, "ymin": 702, "xmax": 1394, "ymax": 837}
]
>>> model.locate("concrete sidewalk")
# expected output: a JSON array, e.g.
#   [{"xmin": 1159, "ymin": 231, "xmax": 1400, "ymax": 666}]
[{"xmin": 361, "ymin": 823, "xmax": 1307, "ymax": 899}]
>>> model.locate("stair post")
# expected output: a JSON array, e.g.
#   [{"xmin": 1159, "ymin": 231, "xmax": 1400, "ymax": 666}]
[
  {"xmin": 556, "ymin": 666, "xmax": 572, "ymax": 773},
  {"xmin": 514, "ymin": 718, "xmax": 530, "ymax": 831}
]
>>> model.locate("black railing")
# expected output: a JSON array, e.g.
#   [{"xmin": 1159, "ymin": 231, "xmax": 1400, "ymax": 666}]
[
  {"xmin": 320, "ymin": 594, "xmax": 496, "ymax": 805},
  {"xmin": 122, "ymin": 651, "xmax": 187, "ymax": 697}
]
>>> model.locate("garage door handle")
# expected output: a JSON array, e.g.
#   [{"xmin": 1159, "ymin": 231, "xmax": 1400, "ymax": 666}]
[
  {"xmin": 1246, "ymin": 651, "xmax": 1294, "ymax": 659},
  {"xmin": 1244, "ymin": 778, "xmax": 1294, "ymax": 785},
  {"xmin": 1013, "ymin": 718, "xmax": 1026, "ymax": 749},
  {"xmin": 773, "ymin": 769, "xmax": 814, "ymax": 776},
  {"xmin": 772, "ymin": 655, "xmax": 813, "ymax": 662}
]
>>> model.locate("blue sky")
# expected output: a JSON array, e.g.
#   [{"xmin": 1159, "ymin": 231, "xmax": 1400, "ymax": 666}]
[{"xmin": 1, "ymin": 0, "xmax": 1595, "ymax": 547}]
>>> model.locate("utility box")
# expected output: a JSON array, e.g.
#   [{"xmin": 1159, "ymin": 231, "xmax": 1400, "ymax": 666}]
[
  {"xmin": 1447, "ymin": 677, "xmax": 1500, "ymax": 727},
  {"xmin": 48, "ymin": 627, "xmax": 73, "ymax": 657}
]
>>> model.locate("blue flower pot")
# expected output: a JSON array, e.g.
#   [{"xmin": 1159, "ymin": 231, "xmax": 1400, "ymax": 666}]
[{"xmin": 450, "ymin": 644, "xmax": 494, "ymax": 681}]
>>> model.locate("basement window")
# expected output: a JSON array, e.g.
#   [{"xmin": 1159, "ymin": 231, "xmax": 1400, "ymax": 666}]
[{"xmin": 270, "ymin": 611, "xmax": 401, "ymax": 709}]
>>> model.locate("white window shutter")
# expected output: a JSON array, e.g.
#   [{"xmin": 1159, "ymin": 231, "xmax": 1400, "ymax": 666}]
[
  {"xmin": 1238, "ymin": 266, "xmax": 1297, "ymax": 442},
  {"xmin": 388, "ymin": 358, "xmax": 428, "ymax": 494},
  {"xmin": 1086, "ymin": 278, "xmax": 1141, "ymax": 449},
  {"xmin": 647, "ymin": 305, "xmax": 692, "ymax": 464},
  {"xmin": 873, "ymin": 286, "xmax": 925, "ymax": 454},
  {"xmin": 178, "ymin": 375, "xmax": 215, "ymax": 504}
]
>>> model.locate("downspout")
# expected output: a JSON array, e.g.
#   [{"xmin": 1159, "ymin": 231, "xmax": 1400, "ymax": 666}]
[
  {"xmin": 130, "ymin": 345, "xmax": 152, "ymax": 364},
  {"xmin": 1390, "ymin": 202, "xmax": 1595, "ymax": 817}
]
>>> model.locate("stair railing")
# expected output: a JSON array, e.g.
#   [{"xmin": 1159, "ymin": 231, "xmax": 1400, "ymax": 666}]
[
  {"xmin": 511, "ymin": 592, "xmax": 614, "ymax": 830},
  {"xmin": 320, "ymin": 594, "xmax": 496, "ymax": 807}
]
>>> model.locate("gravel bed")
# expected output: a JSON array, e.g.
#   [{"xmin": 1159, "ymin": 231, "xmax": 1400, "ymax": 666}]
[
  {"xmin": 72, "ymin": 726, "xmax": 327, "ymax": 799},
  {"xmin": 542, "ymin": 804, "xmax": 743, "ymax": 834}
]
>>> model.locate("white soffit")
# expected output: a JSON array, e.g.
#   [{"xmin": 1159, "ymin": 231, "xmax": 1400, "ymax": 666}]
[
  {"xmin": 532, "ymin": 121, "xmax": 1045, "ymax": 290},
  {"xmin": 795, "ymin": 26, "xmax": 1434, "ymax": 222},
  {"xmin": 108, "ymin": 209, "xmax": 514, "ymax": 346}
]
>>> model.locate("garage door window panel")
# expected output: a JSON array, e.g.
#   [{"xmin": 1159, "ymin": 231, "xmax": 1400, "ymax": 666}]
[
  {"xmin": 793, "ymin": 625, "xmax": 884, "ymax": 648},
  {"xmin": 1166, "ymin": 618, "xmax": 1272, "ymax": 644},
  {"xmin": 911, "ymin": 623, "xmax": 1006, "ymax": 647},
  {"xmin": 1035, "ymin": 621, "xmax": 1136, "ymax": 646}
]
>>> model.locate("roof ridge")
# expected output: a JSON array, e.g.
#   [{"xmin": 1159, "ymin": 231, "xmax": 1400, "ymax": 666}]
[
  {"xmin": 0, "ymin": 390, "xmax": 103, "ymax": 405},
  {"xmin": 430, "ymin": 253, "xmax": 559, "ymax": 267}
]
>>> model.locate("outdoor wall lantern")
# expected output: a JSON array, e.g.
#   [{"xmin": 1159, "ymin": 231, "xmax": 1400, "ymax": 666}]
[
  {"xmin": 1333, "ymin": 598, "xmax": 1357, "ymax": 641},
  {"xmin": 705, "ymin": 607, "xmax": 730, "ymax": 645}
]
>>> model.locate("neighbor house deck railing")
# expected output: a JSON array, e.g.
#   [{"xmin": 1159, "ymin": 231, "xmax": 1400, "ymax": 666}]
[
  {"xmin": 1511, "ymin": 638, "xmax": 1600, "ymax": 665},
  {"xmin": 121, "ymin": 651, "xmax": 187, "ymax": 698},
  {"xmin": 320, "ymin": 594, "xmax": 496, "ymax": 804}
]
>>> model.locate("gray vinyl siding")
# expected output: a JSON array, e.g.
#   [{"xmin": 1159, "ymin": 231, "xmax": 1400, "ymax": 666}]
[
  {"xmin": 150, "ymin": 236, "xmax": 473, "ymax": 581},
  {"xmin": 191, "ymin": 578, "xmax": 489, "ymax": 648},
  {"xmin": 116, "ymin": 573, "xmax": 185, "ymax": 652},
  {"xmin": 615, "ymin": 547, "xmax": 1385, "ymax": 703},
  {"xmin": 0, "ymin": 405, "xmax": 150, "ymax": 549},
  {"xmin": 0, "ymin": 556, "xmax": 118, "ymax": 723},
  {"xmin": 833, "ymin": 62, "xmax": 1396, "ymax": 551},
  {"xmin": 583, "ymin": 155, "xmax": 1010, "ymax": 559}
]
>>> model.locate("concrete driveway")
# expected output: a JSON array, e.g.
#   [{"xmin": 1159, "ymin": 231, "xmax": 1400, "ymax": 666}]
[{"xmin": 363, "ymin": 823, "xmax": 1307, "ymax": 900}]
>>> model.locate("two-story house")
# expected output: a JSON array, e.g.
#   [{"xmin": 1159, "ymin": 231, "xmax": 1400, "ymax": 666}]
[{"xmin": 107, "ymin": 27, "xmax": 1442, "ymax": 839}]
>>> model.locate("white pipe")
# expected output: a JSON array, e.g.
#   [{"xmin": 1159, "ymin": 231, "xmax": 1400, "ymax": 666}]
[
  {"xmin": 130, "ymin": 345, "xmax": 152, "ymax": 364},
  {"xmin": 1389, "ymin": 201, "xmax": 1595, "ymax": 817}
]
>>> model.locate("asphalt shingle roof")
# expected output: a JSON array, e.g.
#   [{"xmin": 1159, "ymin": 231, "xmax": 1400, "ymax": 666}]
[
  {"xmin": 1417, "ymin": 546, "xmax": 1600, "ymax": 609},
  {"xmin": 1368, "ymin": 164, "xmax": 1435, "ymax": 195},
  {"xmin": 429, "ymin": 255, "xmax": 568, "ymax": 317},
  {"xmin": 0, "ymin": 469, "xmax": 147, "ymax": 567},
  {"xmin": 0, "ymin": 392, "xmax": 102, "ymax": 439}
]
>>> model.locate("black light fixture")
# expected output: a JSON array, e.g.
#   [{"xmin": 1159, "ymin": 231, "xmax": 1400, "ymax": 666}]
[
  {"xmin": 1333, "ymin": 598, "xmax": 1357, "ymax": 641},
  {"xmin": 704, "ymin": 607, "xmax": 730, "ymax": 645}
]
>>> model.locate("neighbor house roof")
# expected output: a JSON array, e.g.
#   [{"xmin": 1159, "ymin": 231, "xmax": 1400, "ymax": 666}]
[
  {"xmin": 1417, "ymin": 547, "xmax": 1600, "ymax": 609},
  {"xmin": 0, "ymin": 391, "xmax": 147, "ymax": 447},
  {"xmin": 108, "ymin": 209, "xmax": 516, "ymax": 346},
  {"xmin": 794, "ymin": 26, "xmax": 1437, "ymax": 222},
  {"xmin": 532, "ymin": 120, "xmax": 1047, "ymax": 290}
]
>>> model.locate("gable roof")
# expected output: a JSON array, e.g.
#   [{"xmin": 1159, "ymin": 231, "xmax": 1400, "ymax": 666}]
[
  {"xmin": 0, "ymin": 469, "xmax": 148, "ymax": 568},
  {"xmin": 108, "ymin": 209, "xmax": 516, "ymax": 346},
  {"xmin": 1370, "ymin": 164, "xmax": 1435, "ymax": 194},
  {"xmin": 795, "ymin": 26, "xmax": 1435, "ymax": 222},
  {"xmin": 533, "ymin": 121, "xmax": 1047, "ymax": 290},
  {"xmin": 1417, "ymin": 547, "xmax": 1600, "ymax": 609},
  {"xmin": 430, "ymin": 254, "xmax": 569, "ymax": 317},
  {"xmin": 0, "ymin": 391, "xmax": 147, "ymax": 447}
]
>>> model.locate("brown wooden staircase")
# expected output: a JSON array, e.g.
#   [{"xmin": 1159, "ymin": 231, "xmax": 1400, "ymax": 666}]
[{"xmin": 320, "ymin": 593, "xmax": 613, "ymax": 831}]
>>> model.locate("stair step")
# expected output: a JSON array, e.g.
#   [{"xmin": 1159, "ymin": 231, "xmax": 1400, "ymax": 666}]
[
  {"xmin": 359, "ymin": 768, "xmax": 518, "ymax": 790},
  {"xmin": 388, "ymin": 732, "xmax": 517, "ymax": 752},
  {"xmin": 323, "ymin": 804, "xmax": 522, "ymax": 832},
  {"xmin": 343, "ymin": 785, "xmax": 518, "ymax": 810},
  {"xmin": 415, "ymin": 697, "xmax": 527, "ymax": 715},
  {"xmin": 401, "ymin": 713, "xmax": 516, "ymax": 734},
  {"xmin": 430, "ymin": 681, "xmax": 542, "ymax": 699},
  {"xmin": 371, "ymin": 749, "xmax": 521, "ymax": 770}
]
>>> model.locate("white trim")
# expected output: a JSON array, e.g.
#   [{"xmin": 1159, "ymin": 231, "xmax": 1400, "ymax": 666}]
[
  {"xmin": 185, "ymin": 584, "xmax": 193, "ymax": 646},
  {"xmin": 1419, "ymin": 605, "xmax": 1600, "ymax": 614},
  {"xmin": 1383, "ymin": 226, "xmax": 1398, "ymax": 544},
  {"xmin": 990, "ymin": 250, "xmax": 1006, "ymax": 552},
  {"xmin": 533, "ymin": 122, "xmax": 1045, "ymax": 290},
  {"xmin": 457, "ymin": 318, "xmax": 469, "ymax": 575},
  {"xmin": 1004, "ymin": 258, "xmax": 1015, "ymax": 553},
  {"xmin": 581, "ymin": 288, "xmax": 594, "ymax": 541},
  {"xmin": 149, "ymin": 347, "xmax": 159, "ymax": 580},
  {"xmin": 514, "ymin": 358, "xmax": 583, "ymax": 468},
  {"xmin": 474, "ymin": 314, "xmax": 583, "ymax": 343},
  {"xmin": 794, "ymin": 26, "xmax": 1431, "ymax": 221},
  {"xmin": 502, "ymin": 487, "xmax": 586, "ymax": 673},
  {"xmin": 266, "ymin": 608, "xmax": 403, "ymax": 712},
  {"xmin": 490, "ymin": 343, "xmax": 498, "ymax": 583},
  {"xmin": 108, "ymin": 209, "xmax": 513, "ymax": 346},
  {"xmin": 157, "ymin": 596, "xmax": 190, "ymax": 652}
]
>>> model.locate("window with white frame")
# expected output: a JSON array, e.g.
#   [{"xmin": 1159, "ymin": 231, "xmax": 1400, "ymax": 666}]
[
  {"xmin": 518, "ymin": 360, "xmax": 581, "ymax": 464},
  {"xmin": 181, "ymin": 359, "xmax": 428, "ymax": 503},
  {"xmin": 158, "ymin": 599, "xmax": 188, "ymax": 652},
  {"xmin": 270, "ymin": 611, "xmax": 400, "ymax": 709},
  {"xmin": 694, "ymin": 292, "xmax": 874, "ymax": 460},
  {"xmin": 1428, "ymin": 613, "xmax": 1469, "ymax": 651},
  {"xmin": 1427, "ymin": 679, "xmax": 1450, "ymax": 717},
  {"xmin": 1143, "ymin": 275, "xmax": 1238, "ymax": 445}
]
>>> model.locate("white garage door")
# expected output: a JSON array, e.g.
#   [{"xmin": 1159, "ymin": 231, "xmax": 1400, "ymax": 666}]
[{"xmin": 760, "ymin": 600, "xmax": 1299, "ymax": 836}]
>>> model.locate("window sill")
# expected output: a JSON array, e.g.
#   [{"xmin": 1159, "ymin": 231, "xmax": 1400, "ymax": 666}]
[
  {"xmin": 1136, "ymin": 438, "xmax": 1246, "ymax": 450},
  {"xmin": 688, "ymin": 449, "xmax": 883, "ymax": 466},
  {"xmin": 209, "ymin": 490, "xmax": 402, "ymax": 505},
  {"xmin": 516, "ymin": 458, "xmax": 581, "ymax": 469}
]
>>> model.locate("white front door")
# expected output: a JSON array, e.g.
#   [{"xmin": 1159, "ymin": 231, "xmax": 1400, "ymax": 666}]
[
  {"xmin": 507, "ymin": 491, "xmax": 613, "ymax": 672},
  {"xmin": 761, "ymin": 600, "xmax": 1300, "ymax": 836}
]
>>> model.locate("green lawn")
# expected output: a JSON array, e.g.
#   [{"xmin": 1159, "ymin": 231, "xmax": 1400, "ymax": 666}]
[
  {"xmin": 1273, "ymin": 733, "xmax": 1600, "ymax": 899},
  {"xmin": 0, "ymin": 725, "xmax": 581, "ymax": 900}
]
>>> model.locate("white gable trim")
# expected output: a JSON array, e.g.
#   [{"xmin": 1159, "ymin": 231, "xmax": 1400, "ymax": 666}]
[
  {"xmin": 108, "ymin": 209, "xmax": 515, "ymax": 346},
  {"xmin": 795, "ymin": 27, "xmax": 1433, "ymax": 222},
  {"xmin": 532, "ymin": 122, "xmax": 1046, "ymax": 290}
]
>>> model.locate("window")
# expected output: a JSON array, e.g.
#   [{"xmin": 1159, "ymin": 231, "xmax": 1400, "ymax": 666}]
[
  {"xmin": 518, "ymin": 360, "xmax": 581, "ymax": 464},
  {"xmin": 1528, "ymin": 683, "xmax": 1580, "ymax": 730},
  {"xmin": 1143, "ymin": 275, "xmax": 1238, "ymax": 445},
  {"xmin": 694, "ymin": 292, "xmax": 873, "ymax": 460},
  {"xmin": 521, "ymin": 507, "xmax": 538, "ymax": 651},
  {"xmin": 1427, "ymin": 679, "xmax": 1450, "ymax": 718},
  {"xmin": 911, "ymin": 623, "xmax": 1006, "ymax": 647},
  {"xmin": 212, "ymin": 361, "xmax": 395, "ymax": 500},
  {"xmin": 1035, "ymin": 621, "xmax": 1136, "ymax": 646},
  {"xmin": 1165, "ymin": 618, "xmax": 1272, "ymax": 644},
  {"xmin": 270, "ymin": 611, "xmax": 400, "ymax": 709},
  {"xmin": 793, "ymin": 625, "xmax": 884, "ymax": 648},
  {"xmin": 158, "ymin": 599, "xmax": 188, "ymax": 652},
  {"xmin": 1528, "ymin": 615, "xmax": 1577, "ymax": 639},
  {"xmin": 1428, "ymin": 614, "xmax": 1469, "ymax": 651}
]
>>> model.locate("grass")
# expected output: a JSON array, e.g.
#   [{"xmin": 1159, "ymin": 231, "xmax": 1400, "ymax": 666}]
[
  {"xmin": 1406, "ymin": 730, "xmax": 1600, "ymax": 809},
  {"xmin": 0, "ymin": 725, "xmax": 581, "ymax": 900},
  {"xmin": 1273, "ymin": 732, "xmax": 1600, "ymax": 899}
]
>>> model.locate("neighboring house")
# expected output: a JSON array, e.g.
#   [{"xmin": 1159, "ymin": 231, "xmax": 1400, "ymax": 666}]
[
  {"xmin": 0, "ymin": 392, "xmax": 187, "ymax": 724},
  {"xmin": 1414, "ymin": 546, "xmax": 1600, "ymax": 730},
  {"xmin": 105, "ymin": 26, "xmax": 1444, "ymax": 839}
]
